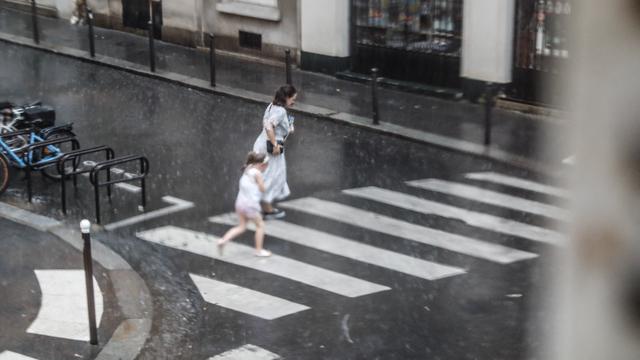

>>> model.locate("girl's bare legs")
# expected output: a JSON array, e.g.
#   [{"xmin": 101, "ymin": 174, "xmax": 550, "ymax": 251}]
[
  {"xmin": 252, "ymin": 216, "xmax": 271, "ymax": 257},
  {"xmin": 217, "ymin": 213, "xmax": 247, "ymax": 255}
]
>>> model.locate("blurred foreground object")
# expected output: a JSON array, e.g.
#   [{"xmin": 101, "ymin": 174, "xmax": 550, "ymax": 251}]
[{"xmin": 549, "ymin": 0, "xmax": 640, "ymax": 359}]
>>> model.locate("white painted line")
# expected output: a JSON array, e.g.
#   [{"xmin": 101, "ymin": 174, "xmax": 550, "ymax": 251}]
[
  {"xmin": 136, "ymin": 226, "xmax": 390, "ymax": 297},
  {"xmin": 406, "ymin": 179, "xmax": 569, "ymax": 221},
  {"xmin": 343, "ymin": 187, "xmax": 564, "ymax": 246},
  {"xmin": 209, "ymin": 344, "xmax": 280, "ymax": 360},
  {"xmin": 279, "ymin": 198, "xmax": 537, "ymax": 264},
  {"xmin": 27, "ymin": 270, "xmax": 103, "ymax": 341},
  {"xmin": 0, "ymin": 202, "xmax": 61, "ymax": 231},
  {"xmin": 190, "ymin": 274, "xmax": 309, "ymax": 320},
  {"xmin": 104, "ymin": 196, "xmax": 194, "ymax": 231},
  {"xmin": 465, "ymin": 172, "xmax": 569, "ymax": 198},
  {"xmin": 210, "ymin": 213, "xmax": 465, "ymax": 280},
  {"xmin": 0, "ymin": 351, "xmax": 38, "ymax": 360}
]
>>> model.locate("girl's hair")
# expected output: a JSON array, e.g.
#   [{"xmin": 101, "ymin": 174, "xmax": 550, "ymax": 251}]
[
  {"xmin": 272, "ymin": 85, "xmax": 297, "ymax": 107},
  {"xmin": 243, "ymin": 151, "xmax": 267, "ymax": 169}
]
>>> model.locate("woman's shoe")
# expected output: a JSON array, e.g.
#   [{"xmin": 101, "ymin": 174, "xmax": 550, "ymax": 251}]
[
  {"xmin": 255, "ymin": 249, "xmax": 272, "ymax": 257},
  {"xmin": 263, "ymin": 208, "xmax": 286, "ymax": 220}
]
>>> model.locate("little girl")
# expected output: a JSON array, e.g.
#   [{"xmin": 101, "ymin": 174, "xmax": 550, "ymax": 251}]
[{"xmin": 218, "ymin": 152, "xmax": 272, "ymax": 257}]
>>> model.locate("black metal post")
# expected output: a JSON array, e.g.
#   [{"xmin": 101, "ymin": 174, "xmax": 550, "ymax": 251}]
[
  {"xmin": 209, "ymin": 33, "xmax": 216, "ymax": 87},
  {"xmin": 61, "ymin": 169, "xmax": 67, "ymax": 214},
  {"xmin": 94, "ymin": 184, "xmax": 101, "ymax": 224},
  {"xmin": 30, "ymin": 0, "xmax": 39, "ymax": 44},
  {"xmin": 80, "ymin": 220, "xmax": 98, "ymax": 345},
  {"xmin": 148, "ymin": 20, "xmax": 155, "ymax": 72},
  {"xmin": 26, "ymin": 166, "xmax": 32, "ymax": 202},
  {"xmin": 285, "ymin": 49, "xmax": 292, "ymax": 85},
  {"xmin": 371, "ymin": 68, "xmax": 380, "ymax": 125},
  {"xmin": 86, "ymin": 9, "xmax": 95, "ymax": 57},
  {"xmin": 484, "ymin": 83, "xmax": 495, "ymax": 146}
]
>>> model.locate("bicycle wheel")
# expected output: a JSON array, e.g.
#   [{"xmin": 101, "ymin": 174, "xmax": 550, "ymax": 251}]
[
  {"xmin": 41, "ymin": 129, "xmax": 77, "ymax": 180},
  {"xmin": 0, "ymin": 153, "xmax": 10, "ymax": 195}
]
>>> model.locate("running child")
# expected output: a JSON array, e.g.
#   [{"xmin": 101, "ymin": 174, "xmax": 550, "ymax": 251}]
[{"xmin": 217, "ymin": 152, "xmax": 272, "ymax": 257}]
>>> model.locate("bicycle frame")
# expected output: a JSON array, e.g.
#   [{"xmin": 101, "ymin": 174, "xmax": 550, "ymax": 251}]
[{"xmin": 0, "ymin": 131, "xmax": 63, "ymax": 169}]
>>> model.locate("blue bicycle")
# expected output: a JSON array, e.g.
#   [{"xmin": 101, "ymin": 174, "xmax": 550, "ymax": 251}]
[{"xmin": 0, "ymin": 124, "xmax": 76, "ymax": 195}]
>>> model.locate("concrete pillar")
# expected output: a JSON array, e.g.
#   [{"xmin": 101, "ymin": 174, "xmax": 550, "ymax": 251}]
[
  {"xmin": 299, "ymin": 0, "xmax": 350, "ymax": 75},
  {"xmin": 461, "ymin": 0, "xmax": 515, "ymax": 84}
]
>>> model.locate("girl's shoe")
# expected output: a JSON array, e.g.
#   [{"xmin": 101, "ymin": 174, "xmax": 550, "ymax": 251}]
[
  {"xmin": 255, "ymin": 249, "xmax": 272, "ymax": 257},
  {"xmin": 217, "ymin": 239, "xmax": 227, "ymax": 256}
]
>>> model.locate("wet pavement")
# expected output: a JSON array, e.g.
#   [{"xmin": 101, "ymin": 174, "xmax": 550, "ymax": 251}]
[
  {"xmin": 0, "ymin": 42, "xmax": 564, "ymax": 359},
  {"xmin": 0, "ymin": 6, "xmax": 569, "ymax": 164},
  {"xmin": 0, "ymin": 218, "xmax": 122, "ymax": 359}
]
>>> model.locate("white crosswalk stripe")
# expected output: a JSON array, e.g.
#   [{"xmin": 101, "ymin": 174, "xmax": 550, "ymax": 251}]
[
  {"xmin": 136, "ymin": 226, "xmax": 390, "ymax": 297},
  {"xmin": 0, "ymin": 351, "xmax": 38, "ymax": 360},
  {"xmin": 464, "ymin": 172, "xmax": 569, "ymax": 198},
  {"xmin": 190, "ymin": 274, "xmax": 309, "ymax": 320},
  {"xmin": 209, "ymin": 213, "xmax": 465, "ymax": 280},
  {"xmin": 406, "ymin": 179, "xmax": 569, "ymax": 221},
  {"xmin": 343, "ymin": 187, "xmax": 564, "ymax": 246},
  {"xmin": 27, "ymin": 270, "xmax": 103, "ymax": 342},
  {"xmin": 279, "ymin": 198, "xmax": 538, "ymax": 264},
  {"xmin": 208, "ymin": 344, "xmax": 280, "ymax": 360}
]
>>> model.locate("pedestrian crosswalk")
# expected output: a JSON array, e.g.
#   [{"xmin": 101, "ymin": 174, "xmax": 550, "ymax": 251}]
[
  {"xmin": 406, "ymin": 178, "xmax": 570, "ymax": 221},
  {"xmin": 136, "ymin": 226, "xmax": 389, "ymax": 297},
  {"xmin": 135, "ymin": 170, "xmax": 565, "ymax": 331},
  {"xmin": 279, "ymin": 197, "xmax": 537, "ymax": 264}
]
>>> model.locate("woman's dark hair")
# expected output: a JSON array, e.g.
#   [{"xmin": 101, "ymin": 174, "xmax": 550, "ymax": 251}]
[{"xmin": 272, "ymin": 85, "xmax": 297, "ymax": 107}]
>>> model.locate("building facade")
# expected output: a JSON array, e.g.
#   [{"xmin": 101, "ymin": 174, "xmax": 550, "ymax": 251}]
[{"xmin": 9, "ymin": 0, "xmax": 570, "ymax": 106}]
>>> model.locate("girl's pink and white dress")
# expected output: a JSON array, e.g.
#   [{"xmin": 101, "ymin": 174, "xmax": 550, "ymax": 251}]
[{"xmin": 234, "ymin": 167, "xmax": 262, "ymax": 219}]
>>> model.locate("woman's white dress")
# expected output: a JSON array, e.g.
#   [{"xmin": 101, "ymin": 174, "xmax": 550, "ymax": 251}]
[{"xmin": 252, "ymin": 104, "xmax": 291, "ymax": 203}]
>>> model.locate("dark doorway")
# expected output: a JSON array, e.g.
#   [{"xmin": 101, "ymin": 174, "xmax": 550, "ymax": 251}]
[{"xmin": 122, "ymin": 0, "xmax": 162, "ymax": 39}]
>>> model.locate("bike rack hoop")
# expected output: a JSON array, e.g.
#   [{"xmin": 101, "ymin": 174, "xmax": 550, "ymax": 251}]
[
  {"xmin": 57, "ymin": 145, "xmax": 115, "ymax": 215},
  {"xmin": 89, "ymin": 154, "xmax": 150, "ymax": 224}
]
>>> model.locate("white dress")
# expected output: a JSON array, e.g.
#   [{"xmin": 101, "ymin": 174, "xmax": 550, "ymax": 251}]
[
  {"xmin": 252, "ymin": 104, "xmax": 291, "ymax": 203},
  {"xmin": 234, "ymin": 167, "xmax": 262, "ymax": 218}
]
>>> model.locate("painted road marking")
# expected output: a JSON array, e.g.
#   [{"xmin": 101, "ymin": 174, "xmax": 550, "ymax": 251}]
[
  {"xmin": 27, "ymin": 270, "xmax": 103, "ymax": 341},
  {"xmin": 104, "ymin": 196, "xmax": 194, "ymax": 231},
  {"xmin": 0, "ymin": 351, "xmax": 38, "ymax": 360},
  {"xmin": 280, "ymin": 198, "xmax": 537, "ymax": 264},
  {"xmin": 465, "ymin": 172, "xmax": 569, "ymax": 198},
  {"xmin": 343, "ymin": 187, "xmax": 564, "ymax": 246},
  {"xmin": 210, "ymin": 213, "xmax": 465, "ymax": 280},
  {"xmin": 406, "ymin": 179, "xmax": 569, "ymax": 221},
  {"xmin": 190, "ymin": 274, "xmax": 309, "ymax": 320},
  {"xmin": 136, "ymin": 226, "xmax": 390, "ymax": 297},
  {"xmin": 208, "ymin": 344, "xmax": 280, "ymax": 360}
]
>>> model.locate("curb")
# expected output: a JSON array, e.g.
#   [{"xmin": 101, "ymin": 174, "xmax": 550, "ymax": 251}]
[
  {"xmin": 0, "ymin": 32, "xmax": 560, "ymax": 176},
  {"xmin": 0, "ymin": 201, "xmax": 152, "ymax": 360}
]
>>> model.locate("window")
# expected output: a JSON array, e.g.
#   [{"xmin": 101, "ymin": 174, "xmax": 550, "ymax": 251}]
[{"xmin": 216, "ymin": 0, "xmax": 281, "ymax": 21}]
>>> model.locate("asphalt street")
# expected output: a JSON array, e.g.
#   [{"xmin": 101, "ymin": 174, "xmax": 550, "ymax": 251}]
[{"xmin": 0, "ymin": 42, "xmax": 563, "ymax": 359}]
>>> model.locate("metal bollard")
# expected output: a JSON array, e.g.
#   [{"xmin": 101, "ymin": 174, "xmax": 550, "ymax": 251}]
[
  {"xmin": 285, "ymin": 49, "xmax": 292, "ymax": 85},
  {"xmin": 371, "ymin": 68, "xmax": 380, "ymax": 125},
  {"xmin": 31, "ymin": 0, "xmax": 39, "ymax": 44},
  {"xmin": 148, "ymin": 20, "xmax": 155, "ymax": 72},
  {"xmin": 209, "ymin": 33, "xmax": 216, "ymax": 87},
  {"xmin": 483, "ymin": 83, "xmax": 495, "ymax": 146},
  {"xmin": 86, "ymin": 9, "xmax": 95, "ymax": 58},
  {"xmin": 80, "ymin": 220, "xmax": 98, "ymax": 345}
]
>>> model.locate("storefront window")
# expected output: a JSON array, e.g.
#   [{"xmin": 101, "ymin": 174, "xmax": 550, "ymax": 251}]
[
  {"xmin": 354, "ymin": 0, "xmax": 463, "ymax": 56},
  {"xmin": 515, "ymin": 0, "xmax": 571, "ymax": 72}
]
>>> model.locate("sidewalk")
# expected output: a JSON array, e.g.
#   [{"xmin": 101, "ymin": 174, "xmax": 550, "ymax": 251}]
[
  {"xmin": 0, "ymin": 6, "xmax": 568, "ymax": 171},
  {"xmin": 0, "ymin": 201, "xmax": 151, "ymax": 360}
]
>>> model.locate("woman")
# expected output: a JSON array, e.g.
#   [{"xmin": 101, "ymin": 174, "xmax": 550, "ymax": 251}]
[{"xmin": 252, "ymin": 85, "xmax": 297, "ymax": 219}]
